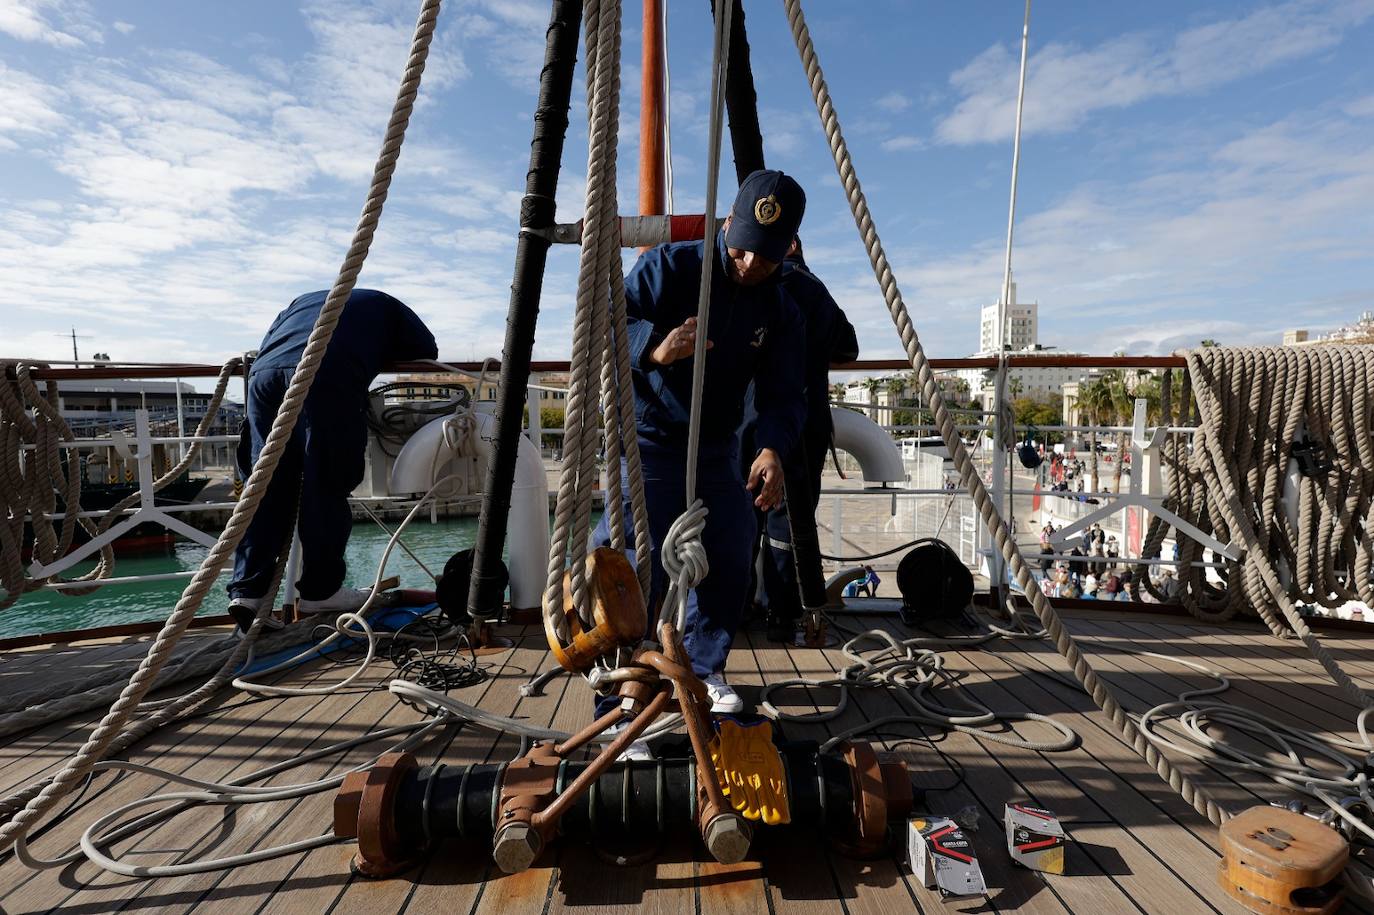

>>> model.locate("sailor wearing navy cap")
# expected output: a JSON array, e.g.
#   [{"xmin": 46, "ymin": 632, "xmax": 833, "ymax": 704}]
[{"xmin": 594, "ymin": 169, "xmax": 807, "ymax": 719}]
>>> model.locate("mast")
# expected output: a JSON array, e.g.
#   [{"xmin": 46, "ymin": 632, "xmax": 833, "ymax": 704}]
[
  {"xmin": 639, "ymin": 0, "xmax": 666, "ymax": 221},
  {"xmin": 466, "ymin": 0, "xmax": 584, "ymax": 623}
]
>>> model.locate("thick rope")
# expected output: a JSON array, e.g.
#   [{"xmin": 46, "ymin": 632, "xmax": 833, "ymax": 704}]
[
  {"xmin": 0, "ymin": 357, "xmax": 244, "ymax": 608},
  {"xmin": 0, "ymin": 0, "xmax": 444, "ymax": 854},
  {"xmin": 544, "ymin": 0, "xmax": 653, "ymax": 645},
  {"xmin": 1183, "ymin": 346, "xmax": 1374, "ymax": 710},
  {"xmin": 781, "ymin": 0, "xmax": 1230, "ymax": 827}
]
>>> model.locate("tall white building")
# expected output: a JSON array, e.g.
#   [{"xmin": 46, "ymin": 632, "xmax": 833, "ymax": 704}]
[{"xmin": 978, "ymin": 279, "xmax": 1038, "ymax": 352}]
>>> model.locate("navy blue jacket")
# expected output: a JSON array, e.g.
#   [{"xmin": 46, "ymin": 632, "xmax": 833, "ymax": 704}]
[
  {"xmin": 781, "ymin": 254, "xmax": 859, "ymax": 451},
  {"xmin": 626, "ymin": 236, "xmax": 805, "ymax": 457},
  {"xmin": 251, "ymin": 289, "xmax": 437, "ymax": 388}
]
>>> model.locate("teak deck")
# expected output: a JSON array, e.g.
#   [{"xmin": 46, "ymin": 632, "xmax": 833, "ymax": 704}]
[{"xmin": 2, "ymin": 602, "xmax": 1373, "ymax": 914}]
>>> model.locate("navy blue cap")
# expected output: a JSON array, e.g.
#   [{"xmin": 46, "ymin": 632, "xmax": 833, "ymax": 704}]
[{"xmin": 724, "ymin": 169, "xmax": 806, "ymax": 263}]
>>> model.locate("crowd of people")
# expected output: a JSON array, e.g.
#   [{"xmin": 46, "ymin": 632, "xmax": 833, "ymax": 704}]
[{"xmin": 1035, "ymin": 521, "xmax": 1131, "ymax": 600}]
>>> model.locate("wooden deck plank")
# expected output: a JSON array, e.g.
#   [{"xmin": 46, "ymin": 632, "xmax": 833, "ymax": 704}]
[
  {"xmin": 390, "ymin": 627, "xmax": 564, "ymax": 915},
  {"xmin": 995, "ymin": 627, "xmax": 1274, "ymax": 823},
  {"xmin": 1103, "ymin": 616, "xmax": 1374, "ymax": 719},
  {"xmin": 1074, "ymin": 617, "xmax": 1366, "ymax": 742},
  {"xmin": 924, "ymin": 632, "xmax": 1242, "ymax": 913},
  {"xmin": 284, "ymin": 626, "xmax": 542, "ymax": 915},
  {"xmin": 2, "ymin": 612, "xmax": 1369, "ymax": 914},
  {"xmin": 809, "ymin": 618, "xmax": 1080, "ymax": 915},
  {"xmin": 0, "ymin": 658, "xmax": 338, "ymax": 915},
  {"xmin": 110, "ymin": 666, "xmax": 437, "ymax": 913}
]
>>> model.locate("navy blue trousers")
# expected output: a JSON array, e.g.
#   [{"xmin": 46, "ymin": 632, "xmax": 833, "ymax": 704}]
[
  {"xmin": 593, "ymin": 439, "xmax": 756, "ymax": 713},
  {"xmin": 228, "ymin": 367, "xmax": 367, "ymax": 602}
]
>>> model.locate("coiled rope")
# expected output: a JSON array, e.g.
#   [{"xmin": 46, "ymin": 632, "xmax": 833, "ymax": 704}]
[
  {"xmin": 0, "ymin": 0, "xmax": 444, "ymax": 854},
  {"xmin": 781, "ymin": 0, "xmax": 1230, "ymax": 827},
  {"xmin": 0, "ymin": 357, "xmax": 240, "ymax": 607}
]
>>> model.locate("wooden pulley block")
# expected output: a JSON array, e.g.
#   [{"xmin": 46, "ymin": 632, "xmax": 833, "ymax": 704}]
[
  {"xmin": 547, "ymin": 547, "xmax": 647, "ymax": 673},
  {"xmin": 1218, "ymin": 806, "xmax": 1348, "ymax": 915}
]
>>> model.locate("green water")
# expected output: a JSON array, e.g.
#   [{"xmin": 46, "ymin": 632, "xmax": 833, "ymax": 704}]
[{"xmin": 3, "ymin": 515, "xmax": 589, "ymax": 639}]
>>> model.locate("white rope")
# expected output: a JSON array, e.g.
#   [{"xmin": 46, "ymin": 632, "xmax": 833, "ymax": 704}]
[
  {"xmin": 656, "ymin": 0, "xmax": 733, "ymax": 633},
  {"xmin": 0, "ymin": 0, "xmax": 445, "ymax": 854},
  {"xmin": 761, "ymin": 629, "xmax": 1077, "ymax": 754}
]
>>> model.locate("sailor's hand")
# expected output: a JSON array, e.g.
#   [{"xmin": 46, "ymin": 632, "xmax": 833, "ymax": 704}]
[
  {"xmin": 748, "ymin": 448, "xmax": 785, "ymax": 510},
  {"xmin": 649, "ymin": 317, "xmax": 712, "ymax": 366}
]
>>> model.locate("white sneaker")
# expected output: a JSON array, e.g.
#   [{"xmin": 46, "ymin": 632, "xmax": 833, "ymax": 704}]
[
  {"xmin": 297, "ymin": 586, "xmax": 372, "ymax": 614},
  {"xmin": 227, "ymin": 596, "xmax": 283, "ymax": 633},
  {"xmin": 604, "ymin": 722, "xmax": 653, "ymax": 762},
  {"xmin": 702, "ymin": 672, "xmax": 744, "ymax": 714}
]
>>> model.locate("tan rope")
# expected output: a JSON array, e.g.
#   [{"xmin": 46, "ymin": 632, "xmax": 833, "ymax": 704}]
[
  {"xmin": 1184, "ymin": 345, "xmax": 1374, "ymax": 710},
  {"xmin": 781, "ymin": 0, "xmax": 1230, "ymax": 827},
  {"xmin": 0, "ymin": 0, "xmax": 444, "ymax": 853},
  {"xmin": 544, "ymin": 0, "xmax": 652, "ymax": 643}
]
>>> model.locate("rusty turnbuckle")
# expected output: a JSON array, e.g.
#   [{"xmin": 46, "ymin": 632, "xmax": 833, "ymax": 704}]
[{"xmin": 334, "ymin": 549, "xmax": 913, "ymax": 876}]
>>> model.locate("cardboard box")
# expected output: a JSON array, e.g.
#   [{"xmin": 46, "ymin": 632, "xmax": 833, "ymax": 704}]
[
  {"xmin": 1005, "ymin": 803, "xmax": 1066, "ymax": 874},
  {"xmin": 907, "ymin": 817, "xmax": 988, "ymax": 899}
]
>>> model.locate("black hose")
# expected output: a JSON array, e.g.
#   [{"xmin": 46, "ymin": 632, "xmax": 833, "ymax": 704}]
[
  {"xmin": 466, "ymin": 0, "xmax": 583, "ymax": 623},
  {"xmin": 711, "ymin": 0, "xmax": 766, "ymax": 182}
]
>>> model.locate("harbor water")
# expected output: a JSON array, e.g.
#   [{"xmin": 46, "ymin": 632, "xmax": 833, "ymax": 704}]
[{"xmin": 2, "ymin": 515, "xmax": 595, "ymax": 639}]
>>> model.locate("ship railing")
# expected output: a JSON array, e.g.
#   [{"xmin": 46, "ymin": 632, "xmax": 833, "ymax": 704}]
[{"xmin": 6, "ymin": 355, "xmax": 1230, "ymax": 612}]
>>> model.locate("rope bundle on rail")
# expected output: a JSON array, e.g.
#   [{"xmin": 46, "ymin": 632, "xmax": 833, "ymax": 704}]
[{"xmin": 0, "ymin": 356, "xmax": 243, "ymax": 610}]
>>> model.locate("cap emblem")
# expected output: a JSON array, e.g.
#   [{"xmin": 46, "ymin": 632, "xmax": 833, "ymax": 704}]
[{"xmin": 754, "ymin": 194, "xmax": 781, "ymax": 226}]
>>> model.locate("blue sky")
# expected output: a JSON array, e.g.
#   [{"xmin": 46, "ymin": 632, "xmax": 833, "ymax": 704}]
[{"xmin": 2, "ymin": 0, "xmax": 1373, "ymax": 380}]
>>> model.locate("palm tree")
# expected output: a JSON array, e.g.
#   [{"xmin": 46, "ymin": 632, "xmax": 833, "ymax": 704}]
[
  {"xmin": 1077, "ymin": 378, "xmax": 1115, "ymax": 493},
  {"xmin": 1101, "ymin": 369, "xmax": 1159, "ymax": 493},
  {"xmin": 861, "ymin": 376, "xmax": 883, "ymax": 422}
]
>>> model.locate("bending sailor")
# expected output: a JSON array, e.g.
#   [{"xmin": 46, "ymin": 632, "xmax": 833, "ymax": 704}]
[{"xmin": 227, "ymin": 289, "xmax": 437, "ymax": 631}]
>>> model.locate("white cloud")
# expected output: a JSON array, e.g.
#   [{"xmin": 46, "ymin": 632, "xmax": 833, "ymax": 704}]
[
  {"xmin": 1346, "ymin": 94, "xmax": 1374, "ymax": 117},
  {"xmin": 937, "ymin": 0, "xmax": 1374, "ymax": 145},
  {"xmin": 0, "ymin": 0, "xmax": 100, "ymax": 47},
  {"xmin": 112, "ymin": 20, "xmax": 133, "ymax": 34},
  {"xmin": 874, "ymin": 91, "xmax": 911, "ymax": 113},
  {"xmin": 0, "ymin": 63, "xmax": 65, "ymax": 139},
  {"xmin": 890, "ymin": 107, "xmax": 1374, "ymax": 355},
  {"xmin": 880, "ymin": 135, "xmax": 925, "ymax": 153}
]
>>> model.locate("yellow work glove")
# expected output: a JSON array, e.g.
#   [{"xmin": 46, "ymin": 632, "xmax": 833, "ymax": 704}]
[{"xmin": 709, "ymin": 718, "xmax": 791, "ymax": 826}]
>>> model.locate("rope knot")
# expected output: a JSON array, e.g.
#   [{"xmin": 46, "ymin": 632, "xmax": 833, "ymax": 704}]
[{"xmin": 660, "ymin": 500, "xmax": 709, "ymax": 591}]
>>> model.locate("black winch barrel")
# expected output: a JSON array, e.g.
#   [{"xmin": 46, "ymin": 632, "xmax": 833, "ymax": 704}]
[
  {"xmin": 391, "ymin": 745, "xmax": 861, "ymax": 845},
  {"xmin": 467, "ymin": 0, "xmax": 584, "ymax": 621}
]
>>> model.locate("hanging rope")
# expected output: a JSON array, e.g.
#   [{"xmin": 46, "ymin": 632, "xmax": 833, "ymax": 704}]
[
  {"xmin": 659, "ymin": 0, "xmax": 733, "ymax": 633},
  {"xmin": 544, "ymin": 0, "xmax": 652, "ymax": 646},
  {"xmin": 780, "ymin": 0, "xmax": 1230, "ymax": 828},
  {"xmin": 0, "ymin": 0, "xmax": 445, "ymax": 854}
]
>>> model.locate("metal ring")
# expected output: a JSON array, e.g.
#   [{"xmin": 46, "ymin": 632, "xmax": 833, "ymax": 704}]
[
  {"xmin": 421, "ymin": 763, "xmax": 443, "ymax": 846},
  {"xmin": 455, "ymin": 764, "xmax": 472, "ymax": 839},
  {"xmin": 491, "ymin": 762, "xmax": 509, "ymax": 832}
]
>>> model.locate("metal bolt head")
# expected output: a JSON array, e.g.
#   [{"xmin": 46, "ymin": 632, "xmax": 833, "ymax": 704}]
[
  {"xmin": 704, "ymin": 814, "xmax": 752, "ymax": 864},
  {"xmin": 493, "ymin": 822, "xmax": 542, "ymax": 873}
]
